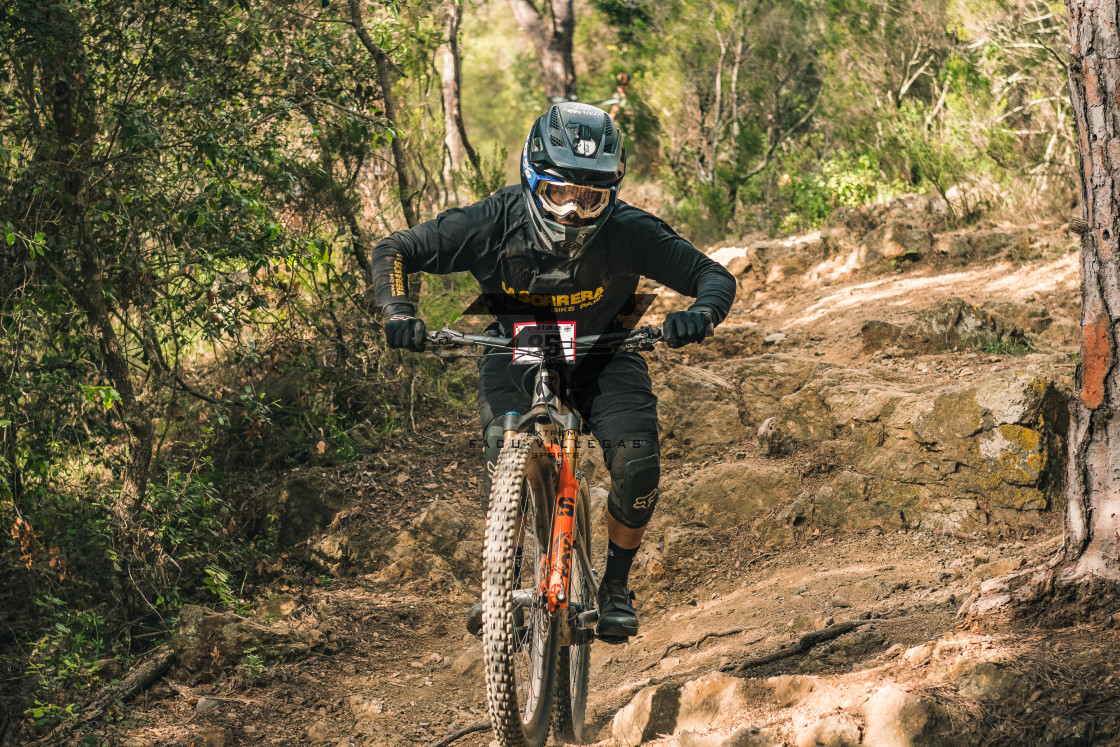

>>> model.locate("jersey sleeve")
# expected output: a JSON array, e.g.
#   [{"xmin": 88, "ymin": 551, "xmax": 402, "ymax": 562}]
[
  {"xmin": 616, "ymin": 209, "xmax": 737, "ymax": 325},
  {"xmin": 371, "ymin": 195, "xmax": 504, "ymax": 313}
]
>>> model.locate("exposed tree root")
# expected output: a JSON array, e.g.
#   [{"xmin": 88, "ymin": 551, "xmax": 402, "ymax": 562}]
[
  {"xmin": 428, "ymin": 719, "xmax": 489, "ymax": 747},
  {"xmin": 29, "ymin": 644, "xmax": 175, "ymax": 747},
  {"xmin": 719, "ymin": 619, "xmax": 872, "ymax": 675},
  {"xmin": 642, "ymin": 626, "xmax": 757, "ymax": 670}
]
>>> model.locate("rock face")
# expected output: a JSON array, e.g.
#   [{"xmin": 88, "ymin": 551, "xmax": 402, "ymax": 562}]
[
  {"xmin": 613, "ymin": 673, "xmax": 760, "ymax": 746},
  {"xmin": 860, "ymin": 297, "xmax": 1029, "ymax": 355},
  {"xmin": 656, "ymin": 352, "xmax": 1069, "ymax": 539}
]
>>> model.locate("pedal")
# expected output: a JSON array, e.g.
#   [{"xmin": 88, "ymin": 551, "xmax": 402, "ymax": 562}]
[
  {"xmin": 576, "ymin": 609, "xmax": 599, "ymax": 629},
  {"xmin": 597, "ymin": 634, "xmax": 630, "ymax": 645}
]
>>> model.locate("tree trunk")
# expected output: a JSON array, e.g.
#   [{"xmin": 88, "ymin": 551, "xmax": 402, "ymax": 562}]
[
  {"xmin": 347, "ymin": 0, "xmax": 421, "ymax": 228},
  {"xmin": 42, "ymin": 1, "xmax": 159, "ymax": 525},
  {"xmin": 1061, "ymin": 0, "xmax": 1120, "ymax": 582},
  {"xmin": 506, "ymin": 0, "xmax": 577, "ymax": 103},
  {"xmin": 440, "ymin": 1, "xmax": 480, "ymax": 181}
]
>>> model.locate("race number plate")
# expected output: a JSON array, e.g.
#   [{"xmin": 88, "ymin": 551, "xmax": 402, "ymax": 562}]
[{"xmin": 511, "ymin": 322, "xmax": 576, "ymax": 364}]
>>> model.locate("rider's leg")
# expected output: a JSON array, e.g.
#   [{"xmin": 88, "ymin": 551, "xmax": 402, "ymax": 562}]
[{"xmin": 571, "ymin": 351, "xmax": 660, "ymax": 640}]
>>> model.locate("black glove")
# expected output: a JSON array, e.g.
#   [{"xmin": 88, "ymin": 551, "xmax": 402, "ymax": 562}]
[
  {"xmin": 662, "ymin": 309, "xmax": 714, "ymax": 349},
  {"xmin": 384, "ymin": 306, "xmax": 426, "ymax": 352}
]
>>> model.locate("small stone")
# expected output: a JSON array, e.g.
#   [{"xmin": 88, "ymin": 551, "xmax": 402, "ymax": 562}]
[
  {"xmin": 195, "ymin": 697, "xmax": 220, "ymax": 712},
  {"xmin": 764, "ymin": 332, "xmax": 787, "ymax": 344},
  {"xmin": 307, "ymin": 720, "xmax": 334, "ymax": 743},
  {"xmin": 797, "ymin": 584, "xmax": 810, "ymax": 594},
  {"xmin": 451, "ymin": 645, "xmax": 483, "ymax": 676},
  {"xmin": 831, "ymin": 595, "xmax": 850, "ymax": 608},
  {"xmin": 659, "ymin": 657, "xmax": 681, "ymax": 671}
]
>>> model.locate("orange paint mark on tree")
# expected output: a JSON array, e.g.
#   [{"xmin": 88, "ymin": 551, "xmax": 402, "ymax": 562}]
[{"xmin": 1081, "ymin": 307, "xmax": 1112, "ymax": 409}]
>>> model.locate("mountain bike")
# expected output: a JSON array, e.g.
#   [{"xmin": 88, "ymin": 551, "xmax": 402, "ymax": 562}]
[{"xmin": 426, "ymin": 324, "xmax": 663, "ymax": 747}]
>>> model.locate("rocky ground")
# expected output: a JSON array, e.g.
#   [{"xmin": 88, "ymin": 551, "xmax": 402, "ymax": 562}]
[{"xmin": 48, "ymin": 197, "xmax": 1120, "ymax": 746}]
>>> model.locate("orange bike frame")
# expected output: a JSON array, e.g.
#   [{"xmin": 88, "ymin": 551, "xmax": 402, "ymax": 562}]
[{"xmin": 540, "ymin": 429, "xmax": 580, "ymax": 613}]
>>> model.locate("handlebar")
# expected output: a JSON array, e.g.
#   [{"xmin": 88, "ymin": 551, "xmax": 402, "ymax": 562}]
[{"xmin": 425, "ymin": 325, "xmax": 664, "ymax": 356}]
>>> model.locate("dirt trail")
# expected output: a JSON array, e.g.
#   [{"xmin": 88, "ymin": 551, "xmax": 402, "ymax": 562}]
[{"xmin": 96, "ymin": 221, "xmax": 1120, "ymax": 747}]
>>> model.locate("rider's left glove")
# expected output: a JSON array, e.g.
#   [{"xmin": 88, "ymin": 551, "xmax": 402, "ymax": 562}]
[
  {"xmin": 662, "ymin": 309, "xmax": 713, "ymax": 349},
  {"xmin": 384, "ymin": 305, "xmax": 427, "ymax": 352}
]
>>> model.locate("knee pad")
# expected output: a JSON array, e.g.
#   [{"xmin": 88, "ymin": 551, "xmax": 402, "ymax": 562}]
[{"xmin": 605, "ymin": 440, "xmax": 660, "ymax": 529}]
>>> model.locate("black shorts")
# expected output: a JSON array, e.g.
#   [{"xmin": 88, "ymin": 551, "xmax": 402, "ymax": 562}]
[{"xmin": 476, "ymin": 349, "xmax": 659, "ymax": 451}]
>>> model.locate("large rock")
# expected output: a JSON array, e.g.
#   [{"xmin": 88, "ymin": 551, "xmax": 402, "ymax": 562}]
[
  {"xmin": 172, "ymin": 604, "xmax": 320, "ymax": 672},
  {"xmin": 860, "ymin": 297, "xmax": 1029, "ymax": 355},
  {"xmin": 612, "ymin": 673, "xmax": 759, "ymax": 746},
  {"xmin": 264, "ymin": 472, "xmax": 346, "ymax": 549},
  {"xmin": 664, "ymin": 460, "xmax": 799, "ymax": 529},
  {"xmin": 861, "ymin": 685, "xmax": 955, "ymax": 746},
  {"xmin": 657, "ymin": 365, "xmax": 750, "ymax": 454}
]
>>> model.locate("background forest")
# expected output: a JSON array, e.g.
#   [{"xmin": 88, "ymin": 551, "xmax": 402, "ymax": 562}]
[{"xmin": 0, "ymin": 0, "xmax": 1075, "ymax": 734}]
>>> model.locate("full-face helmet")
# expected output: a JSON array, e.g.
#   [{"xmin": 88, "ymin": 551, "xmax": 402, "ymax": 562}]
[{"xmin": 520, "ymin": 103, "xmax": 626, "ymax": 259}]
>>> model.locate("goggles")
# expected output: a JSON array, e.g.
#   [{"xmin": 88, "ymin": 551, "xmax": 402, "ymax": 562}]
[{"xmin": 533, "ymin": 180, "xmax": 612, "ymax": 221}]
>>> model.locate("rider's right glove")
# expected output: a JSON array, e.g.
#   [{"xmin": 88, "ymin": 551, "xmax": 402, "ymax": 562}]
[
  {"xmin": 662, "ymin": 308, "xmax": 713, "ymax": 348},
  {"xmin": 384, "ymin": 304, "xmax": 427, "ymax": 352}
]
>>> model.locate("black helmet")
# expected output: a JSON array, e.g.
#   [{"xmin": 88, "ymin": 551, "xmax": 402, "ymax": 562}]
[{"xmin": 520, "ymin": 103, "xmax": 626, "ymax": 258}]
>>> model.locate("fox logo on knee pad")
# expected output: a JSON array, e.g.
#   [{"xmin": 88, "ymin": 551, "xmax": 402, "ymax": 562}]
[{"xmin": 631, "ymin": 488, "xmax": 658, "ymax": 511}]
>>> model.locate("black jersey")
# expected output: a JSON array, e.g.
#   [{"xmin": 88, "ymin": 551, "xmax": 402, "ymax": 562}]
[{"xmin": 371, "ymin": 186, "xmax": 736, "ymax": 338}]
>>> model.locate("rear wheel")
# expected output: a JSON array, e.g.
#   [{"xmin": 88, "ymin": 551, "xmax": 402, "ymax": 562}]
[
  {"xmin": 482, "ymin": 436, "xmax": 559, "ymax": 747},
  {"xmin": 554, "ymin": 474, "xmax": 594, "ymax": 743}
]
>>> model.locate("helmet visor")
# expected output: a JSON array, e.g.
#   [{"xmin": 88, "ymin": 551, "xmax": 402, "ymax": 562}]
[{"xmin": 534, "ymin": 180, "xmax": 612, "ymax": 223}]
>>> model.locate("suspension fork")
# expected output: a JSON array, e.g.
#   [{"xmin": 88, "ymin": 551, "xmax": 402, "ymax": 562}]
[{"xmin": 542, "ymin": 428, "xmax": 580, "ymax": 612}]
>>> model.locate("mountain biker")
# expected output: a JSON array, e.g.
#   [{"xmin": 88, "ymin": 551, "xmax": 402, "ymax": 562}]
[{"xmin": 371, "ymin": 102, "xmax": 736, "ymax": 641}]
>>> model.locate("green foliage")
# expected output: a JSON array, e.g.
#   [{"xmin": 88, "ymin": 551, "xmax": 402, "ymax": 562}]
[{"xmin": 959, "ymin": 332, "xmax": 1034, "ymax": 357}]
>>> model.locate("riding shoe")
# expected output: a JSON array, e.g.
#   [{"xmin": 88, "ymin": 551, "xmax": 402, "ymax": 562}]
[{"xmin": 596, "ymin": 581, "xmax": 639, "ymax": 642}]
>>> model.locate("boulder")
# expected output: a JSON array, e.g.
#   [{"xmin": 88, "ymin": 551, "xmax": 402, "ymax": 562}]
[
  {"xmin": 172, "ymin": 604, "xmax": 319, "ymax": 672},
  {"xmin": 412, "ymin": 500, "xmax": 467, "ymax": 556},
  {"xmin": 264, "ymin": 472, "xmax": 347, "ymax": 549},
  {"xmin": 665, "ymin": 460, "xmax": 799, "ymax": 529},
  {"xmin": 612, "ymin": 673, "xmax": 759, "ymax": 746},
  {"xmin": 657, "ymin": 365, "xmax": 750, "ymax": 453},
  {"xmin": 861, "ymin": 297, "xmax": 1029, "ymax": 355},
  {"xmin": 861, "ymin": 685, "xmax": 952, "ymax": 746}
]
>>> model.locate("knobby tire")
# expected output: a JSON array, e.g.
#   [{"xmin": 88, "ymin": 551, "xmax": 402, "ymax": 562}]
[
  {"xmin": 483, "ymin": 437, "xmax": 559, "ymax": 747},
  {"xmin": 553, "ymin": 474, "xmax": 593, "ymax": 743}
]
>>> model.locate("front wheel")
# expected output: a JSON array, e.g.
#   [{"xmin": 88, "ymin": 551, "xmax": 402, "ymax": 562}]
[
  {"xmin": 554, "ymin": 474, "xmax": 594, "ymax": 743},
  {"xmin": 482, "ymin": 436, "xmax": 559, "ymax": 747}
]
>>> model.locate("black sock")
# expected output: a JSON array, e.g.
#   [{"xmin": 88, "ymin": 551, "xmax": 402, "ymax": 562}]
[{"xmin": 604, "ymin": 540, "xmax": 638, "ymax": 587}]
